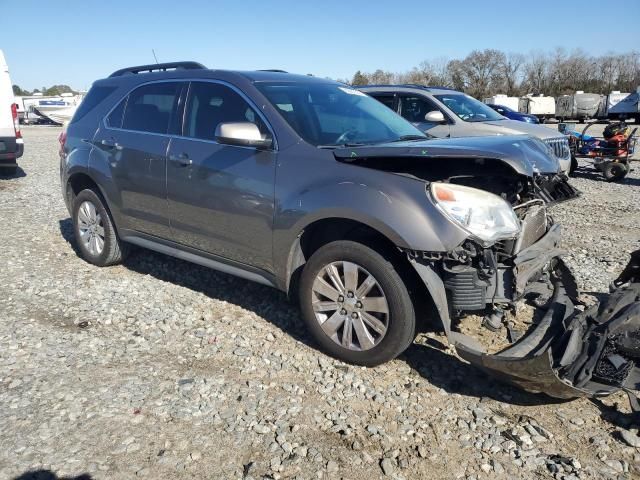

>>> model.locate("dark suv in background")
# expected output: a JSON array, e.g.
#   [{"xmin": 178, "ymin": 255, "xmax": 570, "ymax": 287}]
[{"xmin": 59, "ymin": 62, "xmax": 640, "ymax": 401}]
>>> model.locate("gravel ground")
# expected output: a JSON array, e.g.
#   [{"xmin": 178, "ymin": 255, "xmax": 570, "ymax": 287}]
[{"xmin": 1, "ymin": 126, "xmax": 639, "ymax": 480}]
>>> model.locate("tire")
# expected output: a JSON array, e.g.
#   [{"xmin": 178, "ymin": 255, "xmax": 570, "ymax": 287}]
[
  {"xmin": 299, "ymin": 240, "xmax": 416, "ymax": 366},
  {"xmin": 569, "ymin": 155, "xmax": 578, "ymax": 175},
  {"xmin": 72, "ymin": 188, "xmax": 127, "ymax": 266},
  {"xmin": 602, "ymin": 162, "xmax": 628, "ymax": 182},
  {"xmin": 1, "ymin": 167, "xmax": 17, "ymax": 176}
]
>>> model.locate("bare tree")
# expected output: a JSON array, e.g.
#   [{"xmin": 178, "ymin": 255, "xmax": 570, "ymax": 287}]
[
  {"xmin": 500, "ymin": 53, "xmax": 525, "ymax": 96},
  {"xmin": 522, "ymin": 52, "xmax": 550, "ymax": 94},
  {"xmin": 344, "ymin": 49, "xmax": 640, "ymax": 99}
]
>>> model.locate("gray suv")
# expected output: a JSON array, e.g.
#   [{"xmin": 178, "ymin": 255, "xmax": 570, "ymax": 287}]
[
  {"xmin": 358, "ymin": 85, "xmax": 573, "ymax": 173},
  {"xmin": 60, "ymin": 62, "xmax": 640, "ymax": 401}
]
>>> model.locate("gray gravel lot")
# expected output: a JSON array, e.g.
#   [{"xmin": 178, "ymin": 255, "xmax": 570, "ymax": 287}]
[{"xmin": 0, "ymin": 126, "xmax": 639, "ymax": 480}]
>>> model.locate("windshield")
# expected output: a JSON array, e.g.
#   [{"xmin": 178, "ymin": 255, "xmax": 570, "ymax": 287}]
[
  {"xmin": 435, "ymin": 94, "xmax": 505, "ymax": 122},
  {"xmin": 255, "ymin": 82, "xmax": 426, "ymax": 146}
]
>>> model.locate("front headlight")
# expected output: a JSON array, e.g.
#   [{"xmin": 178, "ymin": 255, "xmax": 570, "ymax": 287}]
[{"xmin": 430, "ymin": 183, "xmax": 520, "ymax": 245}]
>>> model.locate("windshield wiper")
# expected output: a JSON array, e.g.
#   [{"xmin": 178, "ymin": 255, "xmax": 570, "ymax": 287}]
[
  {"xmin": 317, "ymin": 142, "xmax": 368, "ymax": 149},
  {"xmin": 389, "ymin": 135, "xmax": 428, "ymax": 142}
]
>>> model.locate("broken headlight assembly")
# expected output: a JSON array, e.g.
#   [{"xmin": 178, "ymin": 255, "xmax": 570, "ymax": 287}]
[{"xmin": 430, "ymin": 183, "xmax": 521, "ymax": 246}]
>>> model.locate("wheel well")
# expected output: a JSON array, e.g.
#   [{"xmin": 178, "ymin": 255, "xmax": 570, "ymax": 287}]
[
  {"xmin": 66, "ymin": 173, "xmax": 99, "ymax": 205},
  {"xmin": 288, "ymin": 218, "xmax": 436, "ymax": 331}
]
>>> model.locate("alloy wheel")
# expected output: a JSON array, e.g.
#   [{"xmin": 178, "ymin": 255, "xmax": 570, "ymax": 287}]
[
  {"xmin": 311, "ymin": 261, "xmax": 389, "ymax": 351},
  {"xmin": 77, "ymin": 200, "xmax": 105, "ymax": 256}
]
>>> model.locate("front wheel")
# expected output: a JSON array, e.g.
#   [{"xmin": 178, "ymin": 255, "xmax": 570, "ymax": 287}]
[
  {"xmin": 72, "ymin": 189, "xmax": 127, "ymax": 266},
  {"xmin": 569, "ymin": 155, "xmax": 579, "ymax": 175},
  {"xmin": 602, "ymin": 162, "xmax": 628, "ymax": 182},
  {"xmin": 299, "ymin": 240, "xmax": 416, "ymax": 366}
]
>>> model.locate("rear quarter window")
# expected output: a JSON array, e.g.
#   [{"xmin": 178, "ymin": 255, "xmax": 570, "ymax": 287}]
[{"xmin": 70, "ymin": 85, "xmax": 117, "ymax": 124}]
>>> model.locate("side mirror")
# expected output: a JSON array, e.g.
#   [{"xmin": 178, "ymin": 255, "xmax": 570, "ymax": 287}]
[
  {"xmin": 424, "ymin": 110, "xmax": 446, "ymax": 123},
  {"xmin": 215, "ymin": 122, "xmax": 272, "ymax": 149}
]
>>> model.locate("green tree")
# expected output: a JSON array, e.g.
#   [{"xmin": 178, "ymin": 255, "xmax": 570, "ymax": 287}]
[
  {"xmin": 43, "ymin": 84, "xmax": 76, "ymax": 96},
  {"xmin": 12, "ymin": 85, "xmax": 29, "ymax": 96},
  {"xmin": 351, "ymin": 70, "xmax": 369, "ymax": 86}
]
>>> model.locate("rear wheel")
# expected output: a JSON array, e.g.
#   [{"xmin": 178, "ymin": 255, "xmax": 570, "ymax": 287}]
[
  {"xmin": 0, "ymin": 166, "xmax": 17, "ymax": 176},
  {"xmin": 299, "ymin": 240, "xmax": 416, "ymax": 366},
  {"xmin": 72, "ymin": 189, "xmax": 127, "ymax": 266}
]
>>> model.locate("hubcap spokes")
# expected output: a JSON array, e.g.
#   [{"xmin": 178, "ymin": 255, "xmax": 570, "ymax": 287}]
[
  {"xmin": 312, "ymin": 261, "xmax": 389, "ymax": 351},
  {"xmin": 77, "ymin": 200, "xmax": 105, "ymax": 256}
]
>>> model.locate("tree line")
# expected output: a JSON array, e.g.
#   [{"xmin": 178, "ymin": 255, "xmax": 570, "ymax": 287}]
[
  {"xmin": 12, "ymin": 84, "xmax": 77, "ymax": 96},
  {"xmin": 346, "ymin": 48, "xmax": 640, "ymax": 99}
]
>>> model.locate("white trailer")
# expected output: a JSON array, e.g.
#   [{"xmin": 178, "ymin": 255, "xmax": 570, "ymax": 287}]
[
  {"xmin": 518, "ymin": 94, "xmax": 556, "ymax": 121},
  {"xmin": 483, "ymin": 94, "xmax": 519, "ymax": 111},
  {"xmin": 607, "ymin": 89, "xmax": 640, "ymax": 121},
  {"xmin": 555, "ymin": 91, "xmax": 603, "ymax": 121}
]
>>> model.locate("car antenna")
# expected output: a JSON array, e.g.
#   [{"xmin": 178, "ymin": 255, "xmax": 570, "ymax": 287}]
[{"xmin": 152, "ymin": 49, "xmax": 159, "ymax": 64}]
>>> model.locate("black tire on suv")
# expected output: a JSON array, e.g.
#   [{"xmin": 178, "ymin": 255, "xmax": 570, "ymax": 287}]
[
  {"xmin": 299, "ymin": 240, "xmax": 416, "ymax": 366},
  {"xmin": 72, "ymin": 189, "xmax": 128, "ymax": 266}
]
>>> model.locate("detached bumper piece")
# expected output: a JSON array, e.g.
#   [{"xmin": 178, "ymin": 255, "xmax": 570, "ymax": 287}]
[{"xmin": 453, "ymin": 250, "xmax": 640, "ymax": 402}]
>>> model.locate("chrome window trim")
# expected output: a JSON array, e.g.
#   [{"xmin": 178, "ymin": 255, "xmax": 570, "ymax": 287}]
[{"xmin": 101, "ymin": 78, "xmax": 278, "ymax": 151}]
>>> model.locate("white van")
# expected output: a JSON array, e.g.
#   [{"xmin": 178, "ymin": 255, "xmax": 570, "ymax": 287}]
[{"xmin": 0, "ymin": 49, "xmax": 23, "ymax": 174}]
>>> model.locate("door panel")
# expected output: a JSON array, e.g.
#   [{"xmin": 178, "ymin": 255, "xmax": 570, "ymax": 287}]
[
  {"xmin": 167, "ymin": 81, "xmax": 276, "ymax": 271},
  {"xmin": 167, "ymin": 138, "xmax": 275, "ymax": 270},
  {"xmin": 93, "ymin": 128, "xmax": 171, "ymax": 238},
  {"xmin": 93, "ymin": 81, "xmax": 183, "ymax": 238}
]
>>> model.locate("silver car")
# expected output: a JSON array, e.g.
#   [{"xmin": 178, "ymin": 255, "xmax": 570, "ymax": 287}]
[{"xmin": 359, "ymin": 85, "xmax": 572, "ymax": 173}]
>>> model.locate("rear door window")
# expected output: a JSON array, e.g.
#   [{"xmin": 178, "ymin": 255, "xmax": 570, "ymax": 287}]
[
  {"xmin": 106, "ymin": 98, "xmax": 126, "ymax": 128},
  {"xmin": 121, "ymin": 82, "xmax": 181, "ymax": 134},
  {"xmin": 371, "ymin": 94, "xmax": 397, "ymax": 112}
]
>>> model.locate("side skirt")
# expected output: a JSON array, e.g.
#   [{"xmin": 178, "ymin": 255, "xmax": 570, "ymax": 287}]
[{"xmin": 121, "ymin": 232, "xmax": 278, "ymax": 289}]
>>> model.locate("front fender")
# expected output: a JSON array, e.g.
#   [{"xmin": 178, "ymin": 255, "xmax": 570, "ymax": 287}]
[{"xmin": 272, "ymin": 159, "xmax": 469, "ymax": 288}]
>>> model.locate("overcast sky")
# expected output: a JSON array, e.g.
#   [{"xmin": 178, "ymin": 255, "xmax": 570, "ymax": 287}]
[{"xmin": 2, "ymin": 0, "xmax": 639, "ymax": 91}]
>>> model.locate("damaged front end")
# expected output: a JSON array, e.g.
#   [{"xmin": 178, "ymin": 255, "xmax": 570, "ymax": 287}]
[
  {"xmin": 411, "ymin": 210, "xmax": 640, "ymax": 402},
  {"xmin": 455, "ymin": 250, "xmax": 640, "ymax": 401},
  {"xmin": 334, "ymin": 139, "xmax": 640, "ymax": 402}
]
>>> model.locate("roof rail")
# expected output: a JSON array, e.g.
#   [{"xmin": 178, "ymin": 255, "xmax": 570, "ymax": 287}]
[
  {"xmin": 108, "ymin": 61, "xmax": 207, "ymax": 78},
  {"xmin": 258, "ymin": 69, "xmax": 288, "ymax": 73}
]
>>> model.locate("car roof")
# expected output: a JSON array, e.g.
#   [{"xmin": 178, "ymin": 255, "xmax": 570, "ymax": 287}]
[
  {"xmin": 98, "ymin": 62, "xmax": 335, "ymax": 86},
  {"xmin": 357, "ymin": 84, "xmax": 461, "ymax": 95}
]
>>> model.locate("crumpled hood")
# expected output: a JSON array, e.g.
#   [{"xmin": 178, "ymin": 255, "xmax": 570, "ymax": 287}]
[{"xmin": 334, "ymin": 134, "xmax": 560, "ymax": 176}]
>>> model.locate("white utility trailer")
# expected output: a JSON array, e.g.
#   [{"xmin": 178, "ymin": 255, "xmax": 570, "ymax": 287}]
[
  {"xmin": 519, "ymin": 94, "xmax": 556, "ymax": 122},
  {"xmin": 483, "ymin": 94, "xmax": 519, "ymax": 111}
]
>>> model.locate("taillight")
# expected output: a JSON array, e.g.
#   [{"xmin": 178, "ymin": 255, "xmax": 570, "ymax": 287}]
[
  {"xmin": 11, "ymin": 103, "xmax": 21, "ymax": 139},
  {"xmin": 58, "ymin": 130, "xmax": 67, "ymax": 159}
]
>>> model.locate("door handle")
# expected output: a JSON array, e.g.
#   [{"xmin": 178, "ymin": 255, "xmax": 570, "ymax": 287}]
[
  {"xmin": 170, "ymin": 152, "xmax": 192, "ymax": 166},
  {"xmin": 101, "ymin": 138, "xmax": 122, "ymax": 150}
]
